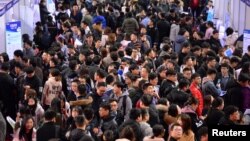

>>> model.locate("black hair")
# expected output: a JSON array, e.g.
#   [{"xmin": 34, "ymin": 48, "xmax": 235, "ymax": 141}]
[
  {"xmin": 78, "ymin": 84, "xmax": 87, "ymax": 96},
  {"xmin": 224, "ymin": 105, "xmax": 238, "ymax": 119},
  {"xmin": 191, "ymin": 73, "xmax": 200, "ymax": 80},
  {"xmin": 18, "ymin": 116, "xmax": 34, "ymax": 140},
  {"xmin": 178, "ymin": 79, "xmax": 190, "ymax": 89},
  {"xmin": 212, "ymin": 97, "xmax": 224, "ymax": 108},
  {"xmin": 93, "ymin": 55, "xmax": 102, "ymax": 65},
  {"xmin": 95, "ymin": 69, "xmax": 107, "ymax": 79},
  {"xmin": 168, "ymin": 104, "xmax": 179, "ymax": 117},
  {"xmin": 14, "ymin": 50, "xmax": 24, "ymax": 58},
  {"xmin": 141, "ymin": 108, "xmax": 149, "ymax": 120},
  {"xmin": 181, "ymin": 42, "xmax": 191, "ymax": 48},
  {"xmin": 157, "ymin": 98, "xmax": 169, "ymax": 106},
  {"xmin": 113, "ymin": 81, "xmax": 124, "ymax": 89},
  {"xmin": 225, "ymin": 27, "xmax": 234, "ymax": 36},
  {"xmin": 97, "ymin": 82, "xmax": 107, "ymax": 87},
  {"xmin": 125, "ymin": 47, "xmax": 133, "ymax": 56},
  {"xmin": 100, "ymin": 102, "xmax": 111, "ymax": 111},
  {"xmin": 44, "ymin": 110, "xmax": 56, "ymax": 121},
  {"xmin": 74, "ymin": 115, "xmax": 86, "ymax": 127},
  {"xmin": 206, "ymin": 68, "xmax": 217, "ymax": 75},
  {"xmin": 83, "ymin": 108, "xmax": 94, "ymax": 121},
  {"xmin": 148, "ymin": 72, "xmax": 158, "ymax": 81},
  {"xmin": 141, "ymin": 94, "xmax": 153, "ymax": 106},
  {"xmin": 238, "ymin": 73, "xmax": 250, "ymax": 82},
  {"xmin": 185, "ymin": 96, "xmax": 199, "ymax": 106},
  {"xmin": 129, "ymin": 108, "xmax": 141, "ymax": 120},
  {"xmin": 106, "ymin": 75, "xmax": 115, "ymax": 85},
  {"xmin": 151, "ymin": 124, "xmax": 165, "ymax": 138},
  {"xmin": 178, "ymin": 28, "xmax": 187, "ymax": 35}
]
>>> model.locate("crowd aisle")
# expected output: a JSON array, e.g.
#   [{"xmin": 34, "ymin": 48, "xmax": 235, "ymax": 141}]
[{"xmin": 0, "ymin": 0, "xmax": 250, "ymax": 141}]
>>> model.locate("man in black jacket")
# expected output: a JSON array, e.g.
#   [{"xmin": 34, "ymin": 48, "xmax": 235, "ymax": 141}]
[
  {"xmin": 157, "ymin": 12, "xmax": 170, "ymax": 47},
  {"xmin": 208, "ymin": 30, "xmax": 222, "ymax": 54},
  {"xmin": 37, "ymin": 110, "xmax": 62, "ymax": 141},
  {"xmin": 23, "ymin": 66, "xmax": 42, "ymax": 98},
  {"xmin": 159, "ymin": 69, "xmax": 177, "ymax": 98}
]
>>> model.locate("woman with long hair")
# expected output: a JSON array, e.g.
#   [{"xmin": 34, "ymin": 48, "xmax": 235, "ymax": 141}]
[
  {"xmin": 13, "ymin": 116, "xmax": 36, "ymax": 141},
  {"xmin": 177, "ymin": 114, "xmax": 195, "ymax": 141}
]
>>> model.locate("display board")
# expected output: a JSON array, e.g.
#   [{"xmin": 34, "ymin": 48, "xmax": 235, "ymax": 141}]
[
  {"xmin": 5, "ymin": 21, "xmax": 22, "ymax": 59},
  {"xmin": 243, "ymin": 29, "xmax": 250, "ymax": 54}
]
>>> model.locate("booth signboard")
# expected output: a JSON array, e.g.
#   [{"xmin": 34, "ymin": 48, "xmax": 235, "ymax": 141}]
[
  {"xmin": 243, "ymin": 30, "xmax": 250, "ymax": 54},
  {"xmin": 5, "ymin": 21, "xmax": 22, "ymax": 59}
]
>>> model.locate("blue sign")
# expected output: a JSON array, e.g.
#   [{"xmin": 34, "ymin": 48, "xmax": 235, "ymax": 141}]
[
  {"xmin": 0, "ymin": 0, "xmax": 20, "ymax": 17},
  {"xmin": 243, "ymin": 29, "xmax": 250, "ymax": 54},
  {"xmin": 6, "ymin": 21, "xmax": 22, "ymax": 59}
]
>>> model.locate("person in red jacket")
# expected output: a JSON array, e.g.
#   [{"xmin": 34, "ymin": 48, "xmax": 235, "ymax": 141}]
[{"xmin": 190, "ymin": 73, "xmax": 204, "ymax": 118}]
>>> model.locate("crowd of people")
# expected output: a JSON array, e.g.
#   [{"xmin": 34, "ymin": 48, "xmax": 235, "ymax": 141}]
[{"xmin": 0, "ymin": 0, "xmax": 250, "ymax": 141}]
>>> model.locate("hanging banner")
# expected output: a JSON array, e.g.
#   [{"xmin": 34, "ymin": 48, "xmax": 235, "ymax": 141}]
[
  {"xmin": 0, "ymin": 0, "xmax": 20, "ymax": 17},
  {"xmin": 241, "ymin": 0, "xmax": 250, "ymax": 7},
  {"xmin": 5, "ymin": 21, "xmax": 22, "ymax": 59},
  {"xmin": 243, "ymin": 29, "xmax": 250, "ymax": 54}
]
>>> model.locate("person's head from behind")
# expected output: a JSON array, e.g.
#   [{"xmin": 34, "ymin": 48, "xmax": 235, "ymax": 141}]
[
  {"xmin": 103, "ymin": 130, "xmax": 114, "ymax": 141},
  {"xmin": 44, "ymin": 110, "xmax": 56, "ymax": 122},
  {"xmin": 79, "ymin": 135, "xmax": 94, "ymax": 141},
  {"xmin": 206, "ymin": 68, "xmax": 217, "ymax": 81},
  {"xmin": 74, "ymin": 115, "xmax": 86, "ymax": 128},
  {"xmin": 151, "ymin": 124, "xmax": 165, "ymax": 138},
  {"xmin": 77, "ymin": 84, "xmax": 87, "ymax": 96},
  {"xmin": 141, "ymin": 108, "xmax": 150, "ymax": 122},
  {"xmin": 178, "ymin": 79, "xmax": 190, "ymax": 92},
  {"xmin": 238, "ymin": 73, "xmax": 250, "ymax": 87},
  {"xmin": 225, "ymin": 27, "xmax": 234, "ymax": 36},
  {"xmin": 83, "ymin": 108, "xmax": 94, "ymax": 125},
  {"xmin": 119, "ymin": 126, "xmax": 136, "ymax": 141},
  {"xmin": 129, "ymin": 108, "xmax": 142, "ymax": 122},
  {"xmin": 169, "ymin": 122, "xmax": 183, "ymax": 140},
  {"xmin": 140, "ymin": 94, "xmax": 153, "ymax": 108},
  {"xmin": 168, "ymin": 104, "xmax": 181, "ymax": 117},
  {"xmin": 211, "ymin": 97, "xmax": 224, "ymax": 110},
  {"xmin": 185, "ymin": 96, "xmax": 199, "ymax": 111}
]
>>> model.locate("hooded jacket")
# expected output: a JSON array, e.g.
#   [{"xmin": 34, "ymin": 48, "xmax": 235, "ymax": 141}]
[
  {"xmin": 42, "ymin": 77, "xmax": 63, "ymax": 106},
  {"xmin": 174, "ymin": 35, "xmax": 186, "ymax": 53}
]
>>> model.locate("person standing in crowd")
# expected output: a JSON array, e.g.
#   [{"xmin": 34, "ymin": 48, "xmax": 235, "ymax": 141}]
[
  {"xmin": 0, "ymin": 111, "xmax": 6, "ymax": 141},
  {"xmin": 2, "ymin": 1, "xmax": 250, "ymax": 140},
  {"xmin": 190, "ymin": 73, "xmax": 203, "ymax": 118},
  {"xmin": 202, "ymin": 69, "xmax": 221, "ymax": 98},
  {"xmin": 13, "ymin": 116, "xmax": 36, "ymax": 141},
  {"xmin": 37, "ymin": 110, "xmax": 62, "ymax": 141},
  {"xmin": 42, "ymin": 68, "xmax": 63, "ymax": 110},
  {"xmin": 167, "ymin": 122, "xmax": 183, "ymax": 141},
  {"xmin": 0, "ymin": 62, "xmax": 17, "ymax": 119}
]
